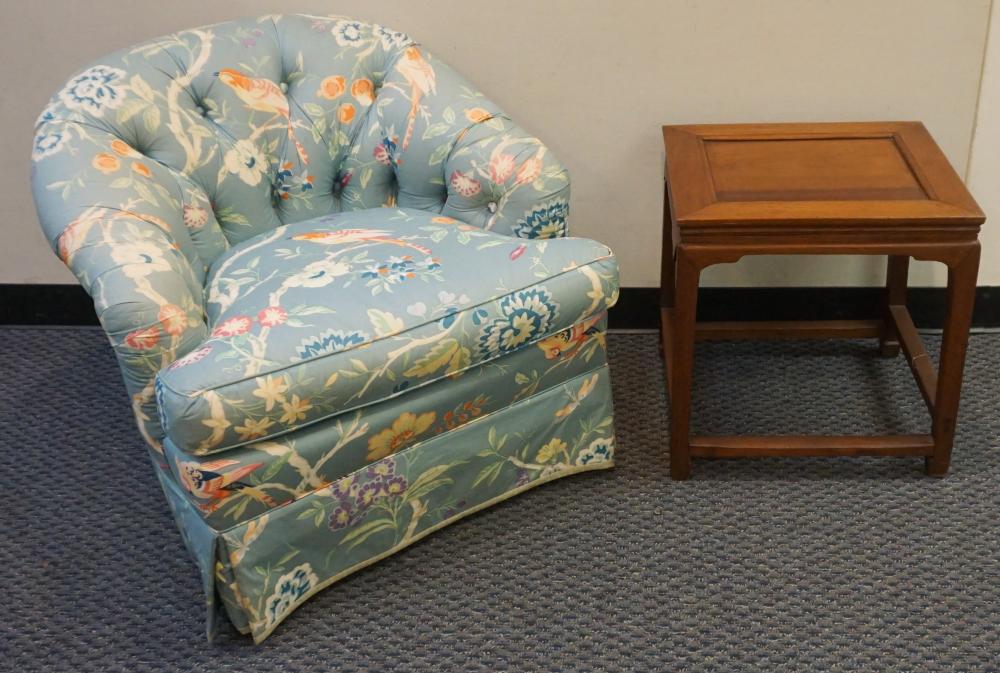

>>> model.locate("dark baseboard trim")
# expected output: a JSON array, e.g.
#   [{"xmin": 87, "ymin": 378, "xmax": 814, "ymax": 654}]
[
  {"xmin": 2, "ymin": 284, "xmax": 998, "ymax": 329},
  {"xmin": 608, "ymin": 286, "xmax": 1000, "ymax": 330}
]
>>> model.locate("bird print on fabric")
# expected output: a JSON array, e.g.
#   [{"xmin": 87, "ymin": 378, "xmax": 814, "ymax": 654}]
[
  {"xmin": 537, "ymin": 314, "xmax": 604, "ymax": 360},
  {"xmin": 292, "ymin": 229, "xmax": 432, "ymax": 255},
  {"xmin": 178, "ymin": 458, "xmax": 274, "ymax": 510},
  {"xmin": 394, "ymin": 47, "xmax": 436, "ymax": 153},
  {"xmin": 216, "ymin": 68, "xmax": 310, "ymax": 165}
]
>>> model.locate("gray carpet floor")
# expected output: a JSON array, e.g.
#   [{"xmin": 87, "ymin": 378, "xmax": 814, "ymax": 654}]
[{"xmin": 1, "ymin": 327, "xmax": 998, "ymax": 672}]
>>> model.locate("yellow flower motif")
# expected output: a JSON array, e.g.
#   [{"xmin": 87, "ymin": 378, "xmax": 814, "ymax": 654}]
[
  {"xmin": 535, "ymin": 438, "xmax": 567, "ymax": 463},
  {"xmin": 235, "ymin": 416, "xmax": 275, "ymax": 441},
  {"xmin": 252, "ymin": 375, "xmax": 289, "ymax": 411},
  {"xmin": 279, "ymin": 395, "xmax": 313, "ymax": 425},
  {"xmin": 366, "ymin": 411, "xmax": 436, "ymax": 461}
]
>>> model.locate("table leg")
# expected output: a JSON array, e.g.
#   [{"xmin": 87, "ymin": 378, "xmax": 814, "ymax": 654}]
[
  {"xmin": 659, "ymin": 181, "xmax": 675, "ymax": 358},
  {"xmin": 879, "ymin": 255, "xmax": 910, "ymax": 357},
  {"xmin": 669, "ymin": 247, "xmax": 700, "ymax": 480},
  {"xmin": 926, "ymin": 244, "xmax": 980, "ymax": 476}
]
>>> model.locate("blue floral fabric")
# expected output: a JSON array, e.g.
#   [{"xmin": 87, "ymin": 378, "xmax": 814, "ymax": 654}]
[
  {"xmin": 30, "ymin": 14, "xmax": 618, "ymax": 642},
  {"xmin": 164, "ymin": 313, "xmax": 611, "ymax": 527},
  {"xmin": 156, "ymin": 207, "xmax": 616, "ymax": 455}
]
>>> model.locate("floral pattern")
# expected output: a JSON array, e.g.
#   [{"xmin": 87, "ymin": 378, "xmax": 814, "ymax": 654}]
[
  {"xmin": 263, "ymin": 563, "xmax": 319, "ymax": 630},
  {"xmin": 515, "ymin": 198, "xmax": 570, "ymax": 239},
  {"xmin": 153, "ymin": 208, "xmax": 615, "ymax": 455},
  {"xmin": 479, "ymin": 288, "xmax": 559, "ymax": 358},
  {"xmin": 31, "ymin": 14, "xmax": 617, "ymax": 643},
  {"xmin": 58, "ymin": 64, "xmax": 128, "ymax": 116}
]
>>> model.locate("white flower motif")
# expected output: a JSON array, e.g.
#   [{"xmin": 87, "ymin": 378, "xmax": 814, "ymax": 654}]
[
  {"xmin": 407, "ymin": 302, "xmax": 427, "ymax": 317},
  {"xmin": 32, "ymin": 129, "xmax": 67, "ymax": 161},
  {"xmin": 576, "ymin": 436, "xmax": 614, "ymax": 466},
  {"xmin": 58, "ymin": 64, "xmax": 127, "ymax": 116},
  {"xmin": 372, "ymin": 24, "xmax": 411, "ymax": 50},
  {"xmin": 285, "ymin": 259, "xmax": 351, "ymax": 288},
  {"xmin": 223, "ymin": 140, "xmax": 268, "ymax": 186},
  {"xmin": 331, "ymin": 20, "xmax": 366, "ymax": 47},
  {"xmin": 110, "ymin": 240, "xmax": 173, "ymax": 280},
  {"xmin": 263, "ymin": 563, "xmax": 319, "ymax": 630}
]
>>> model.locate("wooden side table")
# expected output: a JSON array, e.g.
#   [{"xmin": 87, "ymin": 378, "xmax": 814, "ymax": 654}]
[{"xmin": 660, "ymin": 122, "xmax": 984, "ymax": 480}]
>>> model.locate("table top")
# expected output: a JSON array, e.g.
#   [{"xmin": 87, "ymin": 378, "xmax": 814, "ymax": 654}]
[{"xmin": 662, "ymin": 122, "xmax": 984, "ymax": 231}]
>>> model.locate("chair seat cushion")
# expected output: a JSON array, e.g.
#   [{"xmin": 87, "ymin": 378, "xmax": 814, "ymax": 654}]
[
  {"xmin": 155, "ymin": 207, "xmax": 618, "ymax": 454},
  {"xmin": 164, "ymin": 313, "xmax": 609, "ymax": 525}
]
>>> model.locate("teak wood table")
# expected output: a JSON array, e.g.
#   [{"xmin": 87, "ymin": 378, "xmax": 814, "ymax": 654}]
[{"xmin": 660, "ymin": 122, "xmax": 984, "ymax": 480}]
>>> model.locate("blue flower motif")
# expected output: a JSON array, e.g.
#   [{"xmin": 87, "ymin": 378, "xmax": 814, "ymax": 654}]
[
  {"xmin": 264, "ymin": 563, "xmax": 319, "ymax": 629},
  {"xmin": 292, "ymin": 329, "xmax": 369, "ymax": 362},
  {"xmin": 331, "ymin": 20, "xmax": 366, "ymax": 47},
  {"xmin": 576, "ymin": 436, "xmax": 614, "ymax": 466},
  {"xmin": 58, "ymin": 64, "xmax": 127, "ymax": 116},
  {"xmin": 514, "ymin": 198, "xmax": 569, "ymax": 239},
  {"xmin": 32, "ymin": 129, "xmax": 67, "ymax": 160},
  {"xmin": 479, "ymin": 287, "xmax": 559, "ymax": 358},
  {"xmin": 373, "ymin": 24, "xmax": 411, "ymax": 50}
]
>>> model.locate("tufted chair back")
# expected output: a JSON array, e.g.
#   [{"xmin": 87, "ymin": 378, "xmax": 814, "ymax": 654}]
[{"xmin": 31, "ymin": 15, "xmax": 571, "ymax": 448}]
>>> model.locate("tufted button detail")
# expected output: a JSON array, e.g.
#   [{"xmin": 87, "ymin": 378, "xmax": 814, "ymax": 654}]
[
  {"xmin": 195, "ymin": 104, "xmax": 208, "ymax": 117},
  {"xmin": 279, "ymin": 81, "xmax": 289, "ymax": 93},
  {"xmin": 487, "ymin": 202, "xmax": 498, "ymax": 213}
]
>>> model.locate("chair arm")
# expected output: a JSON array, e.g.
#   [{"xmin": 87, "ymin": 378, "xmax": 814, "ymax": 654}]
[
  {"xmin": 375, "ymin": 47, "xmax": 571, "ymax": 239},
  {"xmin": 32, "ymin": 115, "xmax": 210, "ymax": 450}
]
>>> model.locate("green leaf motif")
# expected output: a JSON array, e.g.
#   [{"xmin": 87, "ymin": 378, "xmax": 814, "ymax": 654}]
[
  {"xmin": 427, "ymin": 142, "xmax": 451, "ymax": 166},
  {"xmin": 116, "ymin": 99, "xmax": 146, "ymax": 125},
  {"xmin": 403, "ymin": 339, "xmax": 458, "ymax": 378},
  {"xmin": 422, "ymin": 122, "xmax": 452, "ymax": 141},
  {"xmin": 342, "ymin": 518, "xmax": 397, "ymax": 550},
  {"xmin": 143, "ymin": 105, "xmax": 161, "ymax": 134},
  {"xmin": 130, "ymin": 74, "xmax": 155, "ymax": 102}
]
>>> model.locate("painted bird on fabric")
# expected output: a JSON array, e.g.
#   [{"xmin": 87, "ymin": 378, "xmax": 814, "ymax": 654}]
[
  {"xmin": 394, "ymin": 47, "xmax": 437, "ymax": 153},
  {"xmin": 178, "ymin": 458, "xmax": 267, "ymax": 504},
  {"xmin": 537, "ymin": 314, "xmax": 604, "ymax": 360},
  {"xmin": 216, "ymin": 68, "xmax": 310, "ymax": 165},
  {"xmin": 292, "ymin": 229, "xmax": 432, "ymax": 255}
]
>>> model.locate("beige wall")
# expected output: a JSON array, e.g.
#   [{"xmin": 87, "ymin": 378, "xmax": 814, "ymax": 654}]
[
  {"xmin": 1, "ymin": 0, "xmax": 993, "ymax": 287},
  {"xmin": 968, "ymin": 0, "xmax": 1000, "ymax": 285}
]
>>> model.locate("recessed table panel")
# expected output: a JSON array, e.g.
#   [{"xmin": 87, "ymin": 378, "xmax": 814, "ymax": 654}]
[{"xmin": 704, "ymin": 137, "xmax": 927, "ymax": 202}]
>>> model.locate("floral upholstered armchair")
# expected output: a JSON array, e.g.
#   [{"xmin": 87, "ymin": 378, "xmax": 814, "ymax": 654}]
[{"xmin": 31, "ymin": 15, "xmax": 619, "ymax": 642}]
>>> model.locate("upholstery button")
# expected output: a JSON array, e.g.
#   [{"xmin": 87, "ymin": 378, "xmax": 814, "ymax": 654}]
[
  {"xmin": 196, "ymin": 105, "xmax": 208, "ymax": 116},
  {"xmin": 487, "ymin": 202, "xmax": 498, "ymax": 213},
  {"xmin": 279, "ymin": 81, "xmax": 289, "ymax": 93}
]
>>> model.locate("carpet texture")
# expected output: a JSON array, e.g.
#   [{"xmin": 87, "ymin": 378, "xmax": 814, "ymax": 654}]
[{"xmin": 1, "ymin": 327, "xmax": 998, "ymax": 672}]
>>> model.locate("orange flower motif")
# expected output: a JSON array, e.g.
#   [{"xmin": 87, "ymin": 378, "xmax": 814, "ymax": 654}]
[
  {"xmin": 431, "ymin": 216, "xmax": 456, "ymax": 224},
  {"xmin": 110, "ymin": 139, "xmax": 138, "ymax": 157},
  {"xmin": 158, "ymin": 304, "xmax": 188, "ymax": 336},
  {"xmin": 464, "ymin": 107, "xmax": 491, "ymax": 123},
  {"xmin": 515, "ymin": 157, "xmax": 542, "ymax": 185},
  {"xmin": 338, "ymin": 103, "xmax": 356, "ymax": 123},
  {"xmin": 318, "ymin": 75, "xmax": 346, "ymax": 100},
  {"xmin": 124, "ymin": 326, "xmax": 159, "ymax": 350},
  {"xmin": 351, "ymin": 78, "xmax": 375, "ymax": 105},
  {"xmin": 92, "ymin": 153, "xmax": 120, "ymax": 174},
  {"xmin": 488, "ymin": 153, "xmax": 516, "ymax": 183},
  {"xmin": 131, "ymin": 162, "xmax": 152, "ymax": 179}
]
